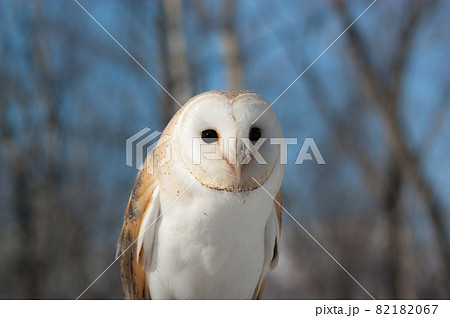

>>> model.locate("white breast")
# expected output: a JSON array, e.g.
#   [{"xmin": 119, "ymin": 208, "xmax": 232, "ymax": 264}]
[{"xmin": 147, "ymin": 184, "xmax": 274, "ymax": 299}]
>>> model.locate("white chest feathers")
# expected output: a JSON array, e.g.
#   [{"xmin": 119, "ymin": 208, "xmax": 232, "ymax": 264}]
[{"xmin": 146, "ymin": 186, "xmax": 274, "ymax": 299}]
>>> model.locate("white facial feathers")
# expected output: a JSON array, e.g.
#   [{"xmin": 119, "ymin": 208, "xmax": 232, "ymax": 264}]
[{"xmin": 157, "ymin": 90, "xmax": 284, "ymax": 193}]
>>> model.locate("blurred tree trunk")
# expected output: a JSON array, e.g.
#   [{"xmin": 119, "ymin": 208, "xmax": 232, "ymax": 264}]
[
  {"xmin": 159, "ymin": 0, "xmax": 192, "ymax": 124},
  {"xmin": 382, "ymin": 159, "xmax": 404, "ymax": 299},
  {"xmin": 220, "ymin": 0, "xmax": 243, "ymax": 89}
]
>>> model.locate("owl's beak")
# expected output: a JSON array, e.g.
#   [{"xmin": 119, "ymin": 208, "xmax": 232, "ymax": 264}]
[
  {"xmin": 233, "ymin": 161, "xmax": 242, "ymax": 183},
  {"xmin": 225, "ymin": 138, "xmax": 244, "ymax": 184}
]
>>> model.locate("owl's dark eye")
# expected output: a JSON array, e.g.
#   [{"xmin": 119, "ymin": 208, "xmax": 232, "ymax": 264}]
[
  {"xmin": 249, "ymin": 127, "xmax": 261, "ymax": 142},
  {"xmin": 201, "ymin": 129, "xmax": 218, "ymax": 143}
]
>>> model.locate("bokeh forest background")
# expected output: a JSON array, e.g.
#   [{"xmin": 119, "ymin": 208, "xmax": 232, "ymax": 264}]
[{"xmin": 0, "ymin": 0, "xmax": 449, "ymax": 299}]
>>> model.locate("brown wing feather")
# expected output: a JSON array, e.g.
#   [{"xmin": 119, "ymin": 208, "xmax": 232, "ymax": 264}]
[
  {"xmin": 272, "ymin": 189, "xmax": 282, "ymax": 265},
  {"xmin": 255, "ymin": 189, "xmax": 282, "ymax": 299},
  {"xmin": 117, "ymin": 164, "xmax": 158, "ymax": 300}
]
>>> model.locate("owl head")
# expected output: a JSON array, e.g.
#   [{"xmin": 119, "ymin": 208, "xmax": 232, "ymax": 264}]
[{"xmin": 158, "ymin": 90, "xmax": 284, "ymax": 193}]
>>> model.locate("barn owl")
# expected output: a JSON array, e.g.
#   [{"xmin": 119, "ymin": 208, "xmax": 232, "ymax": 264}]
[{"xmin": 117, "ymin": 90, "xmax": 284, "ymax": 299}]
